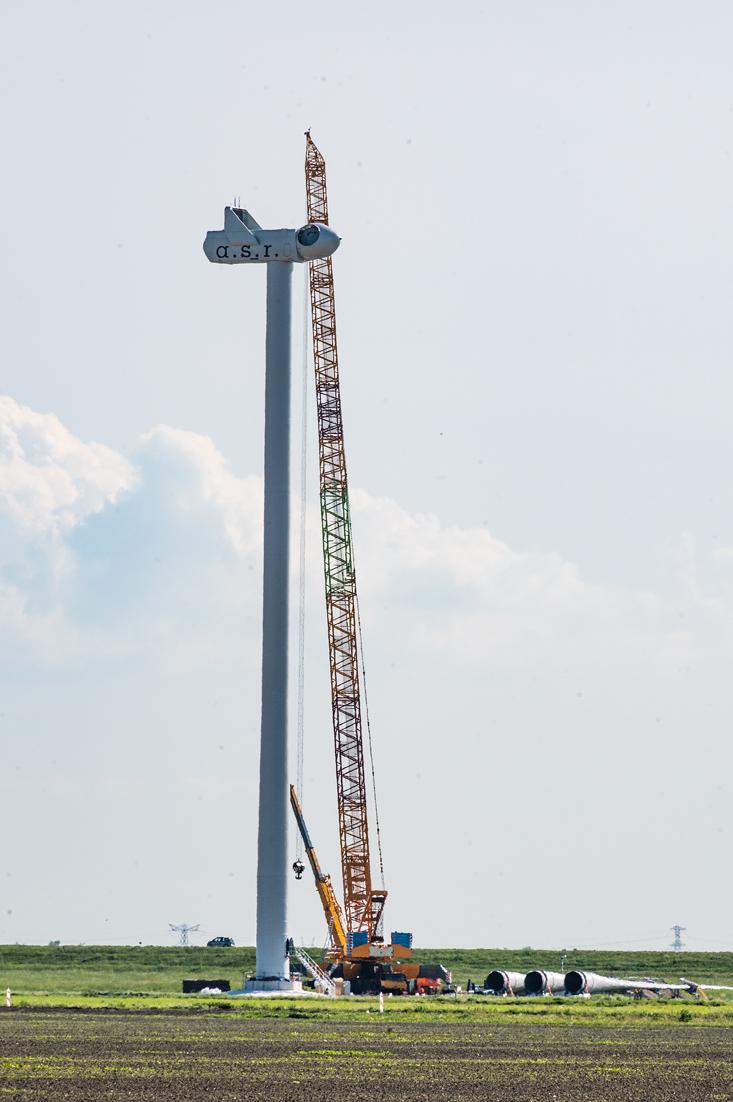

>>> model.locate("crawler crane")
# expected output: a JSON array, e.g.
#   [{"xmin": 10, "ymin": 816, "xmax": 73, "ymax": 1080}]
[{"xmin": 291, "ymin": 135, "xmax": 449, "ymax": 996}]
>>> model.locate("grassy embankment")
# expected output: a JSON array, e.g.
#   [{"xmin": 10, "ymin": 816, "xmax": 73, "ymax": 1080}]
[{"xmin": 1, "ymin": 945, "xmax": 731, "ymax": 1021}]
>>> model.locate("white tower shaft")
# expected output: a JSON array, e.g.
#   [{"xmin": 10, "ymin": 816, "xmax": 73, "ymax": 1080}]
[
  {"xmin": 203, "ymin": 201, "xmax": 339, "ymax": 995},
  {"xmin": 254, "ymin": 260, "xmax": 294, "ymax": 982}
]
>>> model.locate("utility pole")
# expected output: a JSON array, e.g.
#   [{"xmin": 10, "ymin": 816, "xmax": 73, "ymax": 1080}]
[
  {"xmin": 169, "ymin": 923, "xmax": 200, "ymax": 947},
  {"xmin": 670, "ymin": 925, "xmax": 687, "ymax": 951}
]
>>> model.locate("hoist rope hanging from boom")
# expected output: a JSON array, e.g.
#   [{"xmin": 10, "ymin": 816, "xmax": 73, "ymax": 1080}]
[
  {"xmin": 294, "ymin": 264, "xmax": 310, "ymax": 863},
  {"xmin": 355, "ymin": 590, "xmax": 386, "ymax": 889}
]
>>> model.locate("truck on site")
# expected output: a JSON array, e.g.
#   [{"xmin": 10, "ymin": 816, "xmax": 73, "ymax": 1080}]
[{"xmin": 289, "ymin": 135, "xmax": 451, "ymax": 997}]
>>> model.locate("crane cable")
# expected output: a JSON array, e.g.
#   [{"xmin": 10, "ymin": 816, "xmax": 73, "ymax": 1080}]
[
  {"xmin": 294, "ymin": 264, "xmax": 309, "ymax": 861},
  {"xmin": 295, "ymin": 256, "xmax": 385, "ymax": 891},
  {"xmin": 295, "ymin": 268, "xmax": 386, "ymax": 887},
  {"xmin": 355, "ymin": 590, "xmax": 385, "ymax": 888}
]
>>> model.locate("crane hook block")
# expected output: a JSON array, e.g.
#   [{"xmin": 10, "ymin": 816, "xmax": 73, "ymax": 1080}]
[{"xmin": 292, "ymin": 860, "xmax": 305, "ymax": 881}]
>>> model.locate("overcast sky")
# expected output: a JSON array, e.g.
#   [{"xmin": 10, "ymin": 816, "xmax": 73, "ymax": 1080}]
[{"xmin": 1, "ymin": 0, "xmax": 732, "ymax": 953}]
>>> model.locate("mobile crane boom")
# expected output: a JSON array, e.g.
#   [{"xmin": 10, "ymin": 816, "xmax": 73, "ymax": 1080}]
[
  {"xmin": 289, "ymin": 784, "xmax": 347, "ymax": 957},
  {"xmin": 304, "ymin": 133, "xmax": 387, "ymax": 942}
]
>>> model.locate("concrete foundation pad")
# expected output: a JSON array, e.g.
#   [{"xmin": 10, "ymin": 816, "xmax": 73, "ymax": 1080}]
[
  {"xmin": 227, "ymin": 988, "xmax": 327, "ymax": 998},
  {"xmin": 227, "ymin": 977, "xmax": 307, "ymax": 997}
]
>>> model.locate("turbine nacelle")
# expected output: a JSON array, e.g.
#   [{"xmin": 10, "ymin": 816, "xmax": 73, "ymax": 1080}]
[{"xmin": 203, "ymin": 207, "xmax": 340, "ymax": 264}]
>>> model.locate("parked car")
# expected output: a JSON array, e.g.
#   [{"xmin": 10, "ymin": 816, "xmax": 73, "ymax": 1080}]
[{"xmin": 206, "ymin": 936, "xmax": 235, "ymax": 947}]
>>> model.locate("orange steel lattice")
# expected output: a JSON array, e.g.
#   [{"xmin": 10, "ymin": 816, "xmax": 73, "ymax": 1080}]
[{"xmin": 305, "ymin": 133, "xmax": 387, "ymax": 943}]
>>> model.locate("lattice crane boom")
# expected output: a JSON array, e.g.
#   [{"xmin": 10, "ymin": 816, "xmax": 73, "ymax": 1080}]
[{"xmin": 305, "ymin": 132, "xmax": 387, "ymax": 943}]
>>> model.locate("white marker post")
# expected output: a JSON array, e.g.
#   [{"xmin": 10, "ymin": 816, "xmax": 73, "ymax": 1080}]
[{"xmin": 204, "ymin": 206, "xmax": 339, "ymax": 991}]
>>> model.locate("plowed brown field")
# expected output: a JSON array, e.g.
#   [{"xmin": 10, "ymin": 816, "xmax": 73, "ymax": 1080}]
[{"xmin": 2, "ymin": 1009, "xmax": 732, "ymax": 1100}]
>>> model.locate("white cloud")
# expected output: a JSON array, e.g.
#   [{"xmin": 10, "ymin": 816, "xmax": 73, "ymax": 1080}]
[
  {"xmin": 134, "ymin": 425, "xmax": 262, "ymax": 558},
  {"xmin": 350, "ymin": 490, "xmax": 727, "ymax": 674},
  {"xmin": 1, "ymin": 396, "xmax": 732, "ymax": 949},
  {"xmin": 0, "ymin": 397, "xmax": 137, "ymax": 658},
  {"xmin": 0, "ymin": 395, "xmax": 730, "ymax": 678},
  {"xmin": 0, "ymin": 399, "xmax": 263, "ymax": 669},
  {"xmin": 0, "ymin": 395, "xmax": 135, "ymax": 537}
]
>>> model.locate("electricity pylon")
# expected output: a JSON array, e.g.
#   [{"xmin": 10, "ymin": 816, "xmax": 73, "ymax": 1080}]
[
  {"xmin": 670, "ymin": 925, "xmax": 687, "ymax": 951},
  {"xmin": 169, "ymin": 922, "xmax": 200, "ymax": 947}
]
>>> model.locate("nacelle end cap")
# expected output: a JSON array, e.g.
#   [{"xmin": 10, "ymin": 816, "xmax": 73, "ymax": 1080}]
[{"xmin": 296, "ymin": 223, "xmax": 341, "ymax": 260}]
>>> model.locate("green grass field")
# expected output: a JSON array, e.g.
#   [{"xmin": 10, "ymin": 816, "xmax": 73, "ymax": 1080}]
[
  {"xmin": 3, "ymin": 946, "xmax": 733, "ymax": 1101},
  {"xmin": 1, "ymin": 944, "xmax": 731, "ymax": 1020}
]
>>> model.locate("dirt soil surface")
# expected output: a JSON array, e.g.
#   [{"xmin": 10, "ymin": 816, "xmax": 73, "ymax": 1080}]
[{"xmin": 1, "ymin": 1009, "xmax": 732, "ymax": 1100}]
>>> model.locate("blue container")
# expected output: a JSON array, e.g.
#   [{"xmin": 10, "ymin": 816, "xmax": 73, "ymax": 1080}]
[
  {"xmin": 391, "ymin": 931, "xmax": 413, "ymax": 949},
  {"xmin": 348, "ymin": 930, "xmax": 369, "ymax": 950}
]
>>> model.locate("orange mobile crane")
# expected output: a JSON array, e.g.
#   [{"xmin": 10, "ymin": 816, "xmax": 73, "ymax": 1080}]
[
  {"xmin": 289, "ymin": 783, "xmax": 347, "ymax": 960},
  {"xmin": 290, "ymin": 135, "xmax": 450, "ymax": 996}
]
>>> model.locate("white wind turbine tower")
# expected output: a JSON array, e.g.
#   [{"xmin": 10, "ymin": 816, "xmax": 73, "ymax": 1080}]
[{"xmin": 203, "ymin": 201, "xmax": 340, "ymax": 992}]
